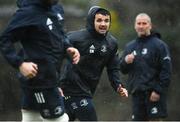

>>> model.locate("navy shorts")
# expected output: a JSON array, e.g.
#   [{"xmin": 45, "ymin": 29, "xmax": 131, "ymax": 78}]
[
  {"xmin": 132, "ymin": 91, "xmax": 168, "ymax": 120},
  {"xmin": 64, "ymin": 96, "xmax": 97, "ymax": 121},
  {"xmin": 22, "ymin": 87, "xmax": 65, "ymax": 119}
]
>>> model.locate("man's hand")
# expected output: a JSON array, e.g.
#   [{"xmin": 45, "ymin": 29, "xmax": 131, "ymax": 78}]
[
  {"xmin": 66, "ymin": 47, "xmax": 80, "ymax": 64},
  {"xmin": 117, "ymin": 84, "xmax": 128, "ymax": 97},
  {"xmin": 150, "ymin": 91, "xmax": 160, "ymax": 102},
  {"xmin": 19, "ymin": 62, "xmax": 38, "ymax": 79},
  {"xmin": 58, "ymin": 87, "xmax": 64, "ymax": 97},
  {"xmin": 125, "ymin": 53, "xmax": 135, "ymax": 64}
]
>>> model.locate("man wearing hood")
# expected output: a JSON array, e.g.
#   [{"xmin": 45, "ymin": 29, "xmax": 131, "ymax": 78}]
[
  {"xmin": 120, "ymin": 13, "xmax": 172, "ymax": 121},
  {"xmin": 0, "ymin": 0, "xmax": 80, "ymax": 121},
  {"xmin": 60, "ymin": 6, "xmax": 128, "ymax": 121}
]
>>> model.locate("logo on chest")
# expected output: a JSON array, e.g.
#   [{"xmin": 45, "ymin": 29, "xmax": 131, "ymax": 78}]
[
  {"xmin": 89, "ymin": 45, "xmax": 95, "ymax": 53},
  {"xmin": 89, "ymin": 44, "xmax": 107, "ymax": 54},
  {"xmin": 46, "ymin": 13, "xmax": 63, "ymax": 31},
  {"xmin": 142, "ymin": 48, "xmax": 148, "ymax": 55},
  {"xmin": 46, "ymin": 18, "xmax": 53, "ymax": 30},
  {"xmin": 133, "ymin": 48, "xmax": 148, "ymax": 55},
  {"xmin": 101, "ymin": 45, "xmax": 107, "ymax": 53},
  {"xmin": 57, "ymin": 13, "xmax": 63, "ymax": 20}
]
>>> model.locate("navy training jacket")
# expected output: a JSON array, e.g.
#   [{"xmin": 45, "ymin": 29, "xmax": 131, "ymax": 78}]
[
  {"xmin": 60, "ymin": 6, "xmax": 122, "ymax": 98},
  {"xmin": 120, "ymin": 33, "xmax": 172, "ymax": 94},
  {"xmin": 0, "ymin": 0, "xmax": 72, "ymax": 89}
]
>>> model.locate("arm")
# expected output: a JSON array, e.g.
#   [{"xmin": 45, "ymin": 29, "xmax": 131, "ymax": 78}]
[
  {"xmin": 0, "ymin": 28, "xmax": 38, "ymax": 78},
  {"xmin": 62, "ymin": 31, "xmax": 80, "ymax": 64},
  {"xmin": 159, "ymin": 43, "xmax": 172, "ymax": 89},
  {"xmin": 106, "ymin": 48, "xmax": 128, "ymax": 97},
  {"xmin": 0, "ymin": 29, "xmax": 24, "ymax": 68},
  {"xmin": 151, "ymin": 42, "xmax": 172, "ymax": 94}
]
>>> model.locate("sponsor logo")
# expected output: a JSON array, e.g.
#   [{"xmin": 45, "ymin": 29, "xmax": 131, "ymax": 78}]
[
  {"xmin": 57, "ymin": 13, "xmax": 63, "ymax": 20},
  {"xmin": 133, "ymin": 50, "xmax": 137, "ymax": 56}
]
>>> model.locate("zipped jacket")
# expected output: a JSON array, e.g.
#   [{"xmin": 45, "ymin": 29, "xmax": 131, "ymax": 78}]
[
  {"xmin": 120, "ymin": 33, "xmax": 172, "ymax": 94},
  {"xmin": 60, "ymin": 6, "xmax": 122, "ymax": 98},
  {"xmin": 0, "ymin": 0, "xmax": 71, "ymax": 89}
]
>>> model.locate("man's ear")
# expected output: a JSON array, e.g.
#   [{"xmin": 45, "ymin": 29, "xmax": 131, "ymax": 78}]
[{"xmin": 150, "ymin": 23, "xmax": 152, "ymax": 30}]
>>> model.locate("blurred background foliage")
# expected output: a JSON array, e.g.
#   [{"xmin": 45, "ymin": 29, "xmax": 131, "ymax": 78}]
[{"xmin": 0, "ymin": 0, "xmax": 179, "ymax": 121}]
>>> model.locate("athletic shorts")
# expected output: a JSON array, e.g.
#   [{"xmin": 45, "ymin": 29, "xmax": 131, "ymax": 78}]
[
  {"xmin": 22, "ymin": 87, "xmax": 65, "ymax": 119},
  {"xmin": 132, "ymin": 91, "xmax": 168, "ymax": 120},
  {"xmin": 64, "ymin": 96, "xmax": 97, "ymax": 121}
]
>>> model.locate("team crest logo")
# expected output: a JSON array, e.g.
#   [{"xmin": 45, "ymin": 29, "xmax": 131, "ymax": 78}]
[
  {"xmin": 151, "ymin": 107, "xmax": 158, "ymax": 114},
  {"xmin": 89, "ymin": 44, "xmax": 95, "ymax": 53},
  {"xmin": 46, "ymin": 18, "xmax": 53, "ymax": 30},
  {"xmin": 142, "ymin": 48, "xmax": 148, "ymax": 55},
  {"xmin": 101, "ymin": 45, "xmax": 107, "ymax": 52}
]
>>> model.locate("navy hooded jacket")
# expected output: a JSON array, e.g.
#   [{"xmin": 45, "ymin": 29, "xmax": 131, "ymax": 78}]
[
  {"xmin": 0, "ymin": 0, "xmax": 71, "ymax": 89},
  {"xmin": 60, "ymin": 6, "xmax": 122, "ymax": 98},
  {"xmin": 120, "ymin": 33, "xmax": 172, "ymax": 94}
]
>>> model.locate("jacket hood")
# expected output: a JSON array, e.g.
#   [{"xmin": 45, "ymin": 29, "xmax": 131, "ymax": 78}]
[
  {"xmin": 4, "ymin": 0, "xmax": 63, "ymax": 34},
  {"xmin": 151, "ymin": 31, "xmax": 161, "ymax": 39},
  {"xmin": 16, "ymin": 0, "xmax": 58, "ymax": 8},
  {"xmin": 137, "ymin": 31, "xmax": 161, "ymax": 41},
  {"xmin": 86, "ymin": 6, "xmax": 111, "ymax": 38}
]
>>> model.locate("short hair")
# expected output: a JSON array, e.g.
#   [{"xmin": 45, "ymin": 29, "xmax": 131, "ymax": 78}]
[
  {"xmin": 135, "ymin": 13, "xmax": 151, "ymax": 23},
  {"xmin": 96, "ymin": 9, "xmax": 111, "ymax": 16}
]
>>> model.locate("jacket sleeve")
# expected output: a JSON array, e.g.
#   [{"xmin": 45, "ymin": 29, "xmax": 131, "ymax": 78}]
[
  {"xmin": 106, "ymin": 46, "xmax": 123, "ymax": 92},
  {"xmin": 63, "ymin": 32, "xmax": 76, "ymax": 61},
  {"xmin": 119, "ymin": 45, "xmax": 134, "ymax": 74},
  {"xmin": 152, "ymin": 42, "xmax": 172, "ymax": 94},
  {"xmin": 63, "ymin": 33, "xmax": 73, "ymax": 50},
  {"xmin": 0, "ymin": 28, "xmax": 25, "ymax": 69}
]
